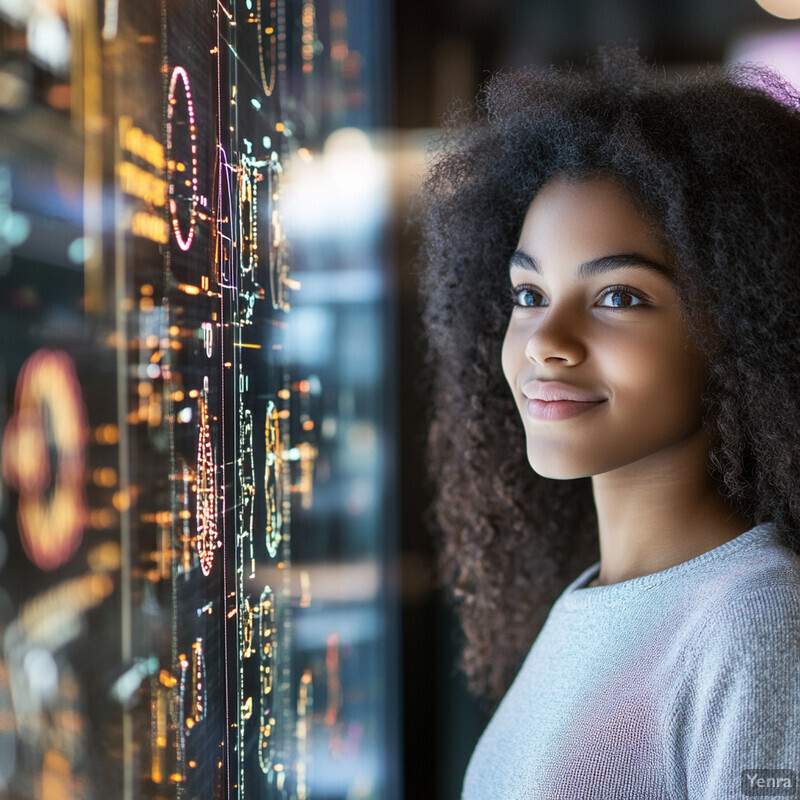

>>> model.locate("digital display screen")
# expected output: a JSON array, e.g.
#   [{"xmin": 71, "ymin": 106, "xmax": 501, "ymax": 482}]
[{"xmin": 0, "ymin": 1, "xmax": 397, "ymax": 798}]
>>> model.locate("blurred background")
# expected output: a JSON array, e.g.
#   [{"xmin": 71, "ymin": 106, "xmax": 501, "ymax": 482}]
[{"xmin": 0, "ymin": 1, "xmax": 798, "ymax": 799}]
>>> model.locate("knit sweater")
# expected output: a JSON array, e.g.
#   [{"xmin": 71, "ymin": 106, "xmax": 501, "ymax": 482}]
[{"xmin": 461, "ymin": 521, "xmax": 800, "ymax": 800}]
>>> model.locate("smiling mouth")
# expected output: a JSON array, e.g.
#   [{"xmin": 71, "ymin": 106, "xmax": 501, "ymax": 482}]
[{"xmin": 526, "ymin": 398, "xmax": 607, "ymax": 422}]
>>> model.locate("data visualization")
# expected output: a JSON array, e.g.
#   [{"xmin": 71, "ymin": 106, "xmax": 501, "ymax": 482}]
[{"xmin": 0, "ymin": 1, "xmax": 396, "ymax": 798}]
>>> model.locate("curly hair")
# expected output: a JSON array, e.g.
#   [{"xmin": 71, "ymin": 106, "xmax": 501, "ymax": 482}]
[{"xmin": 411, "ymin": 44, "xmax": 800, "ymax": 708}]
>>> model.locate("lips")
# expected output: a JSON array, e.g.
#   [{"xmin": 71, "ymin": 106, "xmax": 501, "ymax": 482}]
[
  {"xmin": 526, "ymin": 398, "xmax": 606, "ymax": 421},
  {"xmin": 522, "ymin": 380, "xmax": 606, "ymax": 402},
  {"xmin": 521, "ymin": 380, "xmax": 607, "ymax": 422}
]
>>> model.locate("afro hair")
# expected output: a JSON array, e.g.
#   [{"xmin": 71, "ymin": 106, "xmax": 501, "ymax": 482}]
[{"xmin": 413, "ymin": 44, "xmax": 800, "ymax": 705}]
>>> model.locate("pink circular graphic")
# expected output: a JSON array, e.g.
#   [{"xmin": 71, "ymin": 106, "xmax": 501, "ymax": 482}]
[{"xmin": 166, "ymin": 66, "xmax": 199, "ymax": 252}]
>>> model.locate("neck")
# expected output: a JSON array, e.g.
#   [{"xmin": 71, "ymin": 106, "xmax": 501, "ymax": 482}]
[{"xmin": 588, "ymin": 425, "xmax": 751, "ymax": 586}]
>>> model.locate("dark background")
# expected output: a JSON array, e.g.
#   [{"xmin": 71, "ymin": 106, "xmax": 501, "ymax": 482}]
[{"xmin": 392, "ymin": 1, "xmax": 800, "ymax": 797}]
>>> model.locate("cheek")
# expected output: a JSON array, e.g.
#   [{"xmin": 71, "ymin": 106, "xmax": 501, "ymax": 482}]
[
  {"xmin": 501, "ymin": 326, "xmax": 518, "ymax": 388},
  {"xmin": 608, "ymin": 334, "xmax": 706, "ymax": 422}
]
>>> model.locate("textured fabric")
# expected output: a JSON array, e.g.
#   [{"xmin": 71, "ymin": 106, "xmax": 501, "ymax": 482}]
[{"xmin": 461, "ymin": 522, "xmax": 800, "ymax": 800}]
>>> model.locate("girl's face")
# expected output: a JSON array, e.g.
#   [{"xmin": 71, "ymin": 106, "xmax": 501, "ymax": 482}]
[{"xmin": 501, "ymin": 175, "xmax": 708, "ymax": 480}]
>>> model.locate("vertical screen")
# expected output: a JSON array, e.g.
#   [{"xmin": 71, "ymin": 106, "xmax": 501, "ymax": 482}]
[{"xmin": 0, "ymin": 1, "xmax": 397, "ymax": 799}]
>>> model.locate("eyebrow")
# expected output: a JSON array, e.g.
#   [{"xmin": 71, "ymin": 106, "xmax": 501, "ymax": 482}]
[{"xmin": 509, "ymin": 250, "xmax": 674, "ymax": 282}]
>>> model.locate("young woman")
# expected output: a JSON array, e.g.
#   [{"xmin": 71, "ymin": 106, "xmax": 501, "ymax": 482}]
[{"xmin": 414, "ymin": 46, "xmax": 800, "ymax": 798}]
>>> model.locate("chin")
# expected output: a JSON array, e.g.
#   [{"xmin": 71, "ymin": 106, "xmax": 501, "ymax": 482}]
[{"xmin": 526, "ymin": 452, "xmax": 593, "ymax": 481}]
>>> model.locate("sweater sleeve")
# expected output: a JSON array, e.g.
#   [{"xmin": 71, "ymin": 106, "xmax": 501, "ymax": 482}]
[{"xmin": 665, "ymin": 584, "xmax": 800, "ymax": 800}]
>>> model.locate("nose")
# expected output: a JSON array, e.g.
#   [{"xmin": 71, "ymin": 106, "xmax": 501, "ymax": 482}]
[{"xmin": 524, "ymin": 310, "xmax": 586, "ymax": 365}]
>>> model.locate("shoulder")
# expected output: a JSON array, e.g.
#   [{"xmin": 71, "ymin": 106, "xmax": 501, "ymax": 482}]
[
  {"xmin": 666, "ymin": 528, "xmax": 800, "ymax": 692},
  {"xmin": 682, "ymin": 525, "xmax": 800, "ymax": 647},
  {"xmin": 662, "ymin": 582, "xmax": 800, "ymax": 797},
  {"xmin": 694, "ymin": 582, "xmax": 800, "ymax": 654},
  {"xmin": 674, "ymin": 581, "xmax": 800, "ymax": 706}
]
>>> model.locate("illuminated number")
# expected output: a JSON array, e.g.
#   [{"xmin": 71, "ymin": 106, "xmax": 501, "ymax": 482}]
[
  {"xmin": 241, "ymin": 595, "xmax": 255, "ymax": 658},
  {"xmin": 264, "ymin": 400, "xmax": 282, "ymax": 558},
  {"xmin": 239, "ymin": 405, "xmax": 256, "ymax": 575},
  {"xmin": 215, "ymin": 145, "xmax": 235, "ymax": 287},
  {"xmin": 238, "ymin": 156, "xmax": 264, "ymax": 324},
  {"xmin": 202, "ymin": 321, "xmax": 213, "ymax": 358}
]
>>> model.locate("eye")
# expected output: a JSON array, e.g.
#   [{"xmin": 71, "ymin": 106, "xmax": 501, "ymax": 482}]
[
  {"xmin": 597, "ymin": 285, "xmax": 649, "ymax": 310},
  {"xmin": 509, "ymin": 283, "xmax": 650, "ymax": 311},
  {"xmin": 508, "ymin": 284, "xmax": 546, "ymax": 308}
]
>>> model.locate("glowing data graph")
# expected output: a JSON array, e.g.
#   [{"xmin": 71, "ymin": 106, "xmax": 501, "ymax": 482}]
[{"xmin": 0, "ymin": 1, "xmax": 395, "ymax": 798}]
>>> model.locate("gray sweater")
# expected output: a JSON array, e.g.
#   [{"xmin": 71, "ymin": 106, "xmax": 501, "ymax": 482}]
[{"xmin": 461, "ymin": 522, "xmax": 800, "ymax": 799}]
